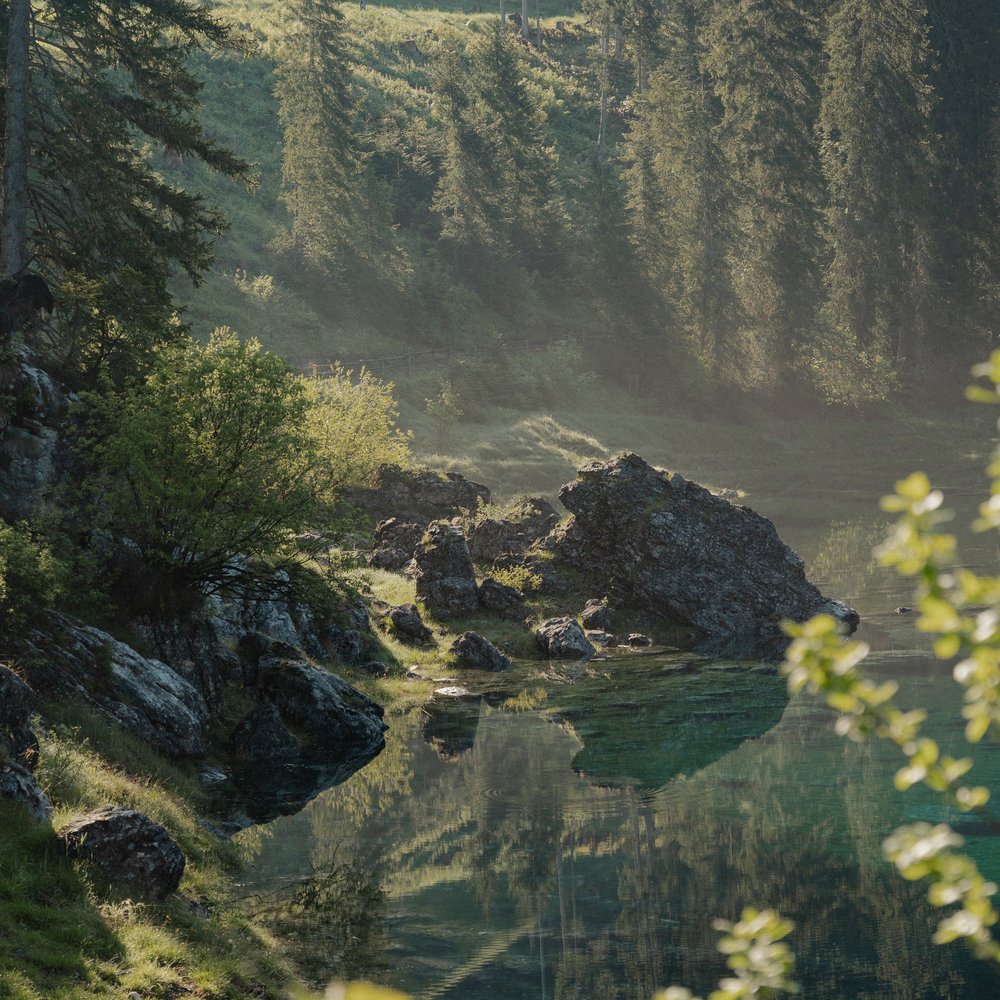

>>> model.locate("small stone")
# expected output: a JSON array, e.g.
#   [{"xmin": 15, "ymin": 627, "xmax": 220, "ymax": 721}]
[
  {"xmin": 434, "ymin": 686, "xmax": 473, "ymax": 698},
  {"xmin": 449, "ymin": 632, "xmax": 510, "ymax": 671},
  {"xmin": 535, "ymin": 617, "xmax": 596, "ymax": 660},
  {"xmin": 585, "ymin": 630, "xmax": 617, "ymax": 647},
  {"xmin": 626, "ymin": 633, "xmax": 653, "ymax": 647},
  {"xmin": 895, "ymin": 606, "xmax": 913, "ymax": 615}
]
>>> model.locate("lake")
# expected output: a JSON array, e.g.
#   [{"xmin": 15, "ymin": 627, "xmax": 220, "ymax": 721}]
[{"xmin": 239, "ymin": 432, "xmax": 1000, "ymax": 998}]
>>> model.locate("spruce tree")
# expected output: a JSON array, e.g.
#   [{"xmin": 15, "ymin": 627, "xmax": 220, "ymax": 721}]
[
  {"xmin": 819, "ymin": 0, "xmax": 938, "ymax": 369},
  {"xmin": 702, "ymin": 0, "xmax": 824, "ymax": 376},
  {"xmin": 0, "ymin": 0, "xmax": 249, "ymax": 377},
  {"xmin": 275, "ymin": 0, "xmax": 361, "ymax": 276},
  {"xmin": 922, "ymin": 0, "xmax": 1000, "ymax": 362},
  {"xmin": 623, "ymin": 2, "xmax": 736, "ymax": 369},
  {"xmin": 432, "ymin": 23, "xmax": 560, "ymax": 277}
]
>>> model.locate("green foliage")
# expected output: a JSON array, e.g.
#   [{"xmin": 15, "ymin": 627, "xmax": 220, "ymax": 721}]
[
  {"xmin": 431, "ymin": 22, "xmax": 562, "ymax": 276},
  {"xmin": 78, "ymin": 328, "xmax": 322, "ymax": 604},
  {"xmin": 423, "ymin": 377, "xmax": 464, "ymax": 433},
  {"xmin": 656, "ymin": 909, "xmax": 799, "ymax": 1000},
  {"xmin": 0, "ymin": 521, "xmax": 63, "ymax": 632},
  {"xmin": 489, "ymin": 564, "xmax": 542, "ymax": 594},
  {"xmin": 778, "ymin": 352, "xmax": 1000, "ymax": 962},
  {"xmin": 304, "ymin": 365, "xmax": 412, "ymax": 494},
  {"xmin": 274, "ymin": 0, "xmax": 363, "ymax": 274},
  {"xmin": 818, "ymin": 0, "xmax": 937, "ymax": 369},
  {"xmin": 15, "ymin": 0, "xmax": 249, "ymax": 382}
]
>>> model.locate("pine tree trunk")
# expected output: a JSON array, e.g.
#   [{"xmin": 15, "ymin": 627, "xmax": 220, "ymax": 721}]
[
  {"xmin": 3, "ymin": 0, "xmax": 31, "ymax": 277},
  {"xmin": 500, "ymin": 0, "xmax": 506, "ymax": 29},
  {"xmin": 597, "ymin": 19, "xmax": 609, "ymax": 159},
  {"xmin": 535, "ymin": 0, "xmax": 541, "ymax": 47},
  {"xmin": 614, "ymin": 24, "xmax": 622, "ymax": 59},
  {"xmin": 521, "ymin": 0, "xmax": 529, "ymax": 41}
]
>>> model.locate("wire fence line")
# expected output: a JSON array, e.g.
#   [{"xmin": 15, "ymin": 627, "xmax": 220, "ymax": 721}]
[{"xmin": 300, "ymin": 334, "xmax": 588, "ymax": 380}]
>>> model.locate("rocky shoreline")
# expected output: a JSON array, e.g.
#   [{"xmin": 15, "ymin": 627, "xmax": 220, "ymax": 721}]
[{"xmin": 0, "ymin": 363, "xmax": 857, "ymax": 900}]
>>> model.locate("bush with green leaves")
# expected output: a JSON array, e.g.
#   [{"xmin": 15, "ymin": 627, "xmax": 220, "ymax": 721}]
[
  {"xmin": 0, "ymin": 521, "xmax": 63, "ymax": 632},
  {"xmin": 79, "ymin": 328, "xmax": 323, "ymax": 605},
  {"xmin": 303, "ymin": 364, "xmax": 411, "ymax": 495}
]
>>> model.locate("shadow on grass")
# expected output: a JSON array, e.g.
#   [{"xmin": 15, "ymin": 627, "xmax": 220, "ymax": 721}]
[{"xmin": 0, "ymin": 804, "xmax": 124, "ymax": 999}]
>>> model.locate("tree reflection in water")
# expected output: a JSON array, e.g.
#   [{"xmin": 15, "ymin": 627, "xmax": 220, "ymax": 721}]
[{"xmin": 243, "ymin": 654, "xmax": 1000, "ymax": 999}]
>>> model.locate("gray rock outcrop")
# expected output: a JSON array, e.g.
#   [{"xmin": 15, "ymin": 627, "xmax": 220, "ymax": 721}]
[
  {"xmin": 369, "ymin": 518, "xmax": 424, "ymax": 571},
  {"xmin": 230, "ymin": 704, "xmax": 301, "ymax": 766},
  {"xmin": 0, "ymin": 761, "xmax": 51, "ymax": 821},
  {"xmin": 546, "ymin": 454, "xmax": 858, "ymax": 647},
  {"xmin": 449, "ymin": 631, "xmax": 510, "ymax": 671},
  {"xmin": 413, "ymin": 522, "xmax": 479, "ymax": 619},
  {"xmin": 0, "ymin": 354, "xmax": 67, "ymax": 522},
  {"xmin": 467, "ymin": 518, "xmax": 525, "ymax": 563},
  {"xmin": 248, "ymin": 657, "xmax": 387, "ymax": 751},
  {"xmin": 18, "ymin": 613, "xmax": 210, "ymax": 758},
  {"xmin": 344, "ymin": 464, "xmax": 490, "ymax": 525},
  {"xmin": 580, "ymin": 599, "xmax": 613, "ymax": 631},
  {"xmin": 0, "ymin": 664, "xmax": 37, "ymax": 770},
  {"xmin": 59, "ymin": 807, "xmax": 185, "ymax": 900},
  {"xmin": 478, "ymin": 577, "xmax": 527, "ymax": 619},
  {"xmin": 535, "ymin": 617, "xmax": 596, "ymax": 660}
]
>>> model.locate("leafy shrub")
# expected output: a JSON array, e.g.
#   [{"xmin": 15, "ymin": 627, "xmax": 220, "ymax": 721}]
[
  {"xmin": 79, "ymin": 328, "xmax": 323, "ymax": 604},
  {"xmin": 0, "ymin": 521, "xmax": 64, "ymax": 631},
  {"xmin": 303, "ymin": 364, "xmax": 411, "ymax": 494}
]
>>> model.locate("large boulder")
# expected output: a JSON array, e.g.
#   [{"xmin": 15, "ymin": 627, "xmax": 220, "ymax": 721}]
[
  {"xmin": 343, "ymin": 464, "xmax": 490, "ymax": 525},
  {"xmin": 547, "ymin": 454, "xmax": 858, "ymax": 647},
  {"xmin": 413, "ymin": 522, "xmax": 479, "ymax": 619},
  {"xmin": 205, "ymin": 569, "xmax": 325, "ymax": 662},
  {"xmin": 58, "ymin": 807, "xmax": 184, "ymax": 900},
  {"xmin": 230, "ymin": 703, "xmax": 301, "ymax": 766},
  {"xmin": 17, "ymin": 613, "xmax": 210, "ymax": 758},
  {"xmin": 449, "ymin": 631, "xmax": 510, "ymax": 671},
  {"xmin": 467, "ymin": 518, "xmax": 525, "ymax": 564},
  {"xmin": 580, "ymin": 599, "xmax": 613, "ymax": 631},
  {"xmin": 249, "ymin": 657, "xmax": 387, "ymax": 751},
  {"xmin": 369, "ymin": 518, "xmax": 425, "ymax": 571},
  {"xmin": 535, "ymin": 617, "xmax": 596, "ymax": 660}
]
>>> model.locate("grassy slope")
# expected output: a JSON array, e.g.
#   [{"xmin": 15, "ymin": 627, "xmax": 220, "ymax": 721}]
[
  {"xmin": 175, "ymin": 1, "xmax": 608, "ymax": 366},
  {"xmin": 0, "ymin": 704, "xmax": 297, "ymax": 999}
]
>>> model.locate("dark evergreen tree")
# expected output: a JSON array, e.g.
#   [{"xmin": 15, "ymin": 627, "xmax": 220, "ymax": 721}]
[
  {"xmin": 819, "ymin": 0, "xmax": 938, "ymax": 370},
  {"xmin": 623, "ymin": 2, "xmax": 736, "ymax": 370},
  {"xmin": 922, "ymin": 0, "xmax": 1000, "ymax": 363},
  {"xmin": 0, "ymin": 0, "xmax": 248, "ymax": 378},
  {"xmin": 275, "ymin": 0, "xmax": 361, "ymax": 274},
  {"xmin": 702, "ymin": 0, "xmax": 824, "ymax": 378},
  {"xmin": 432, "ymin": 23, "xmax": 560, "ymax": 278}
]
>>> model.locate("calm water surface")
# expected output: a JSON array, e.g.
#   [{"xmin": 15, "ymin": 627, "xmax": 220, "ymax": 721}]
[{"xmin": 241, "ymin": 442, "xmax": 1000, "ymax": 998}]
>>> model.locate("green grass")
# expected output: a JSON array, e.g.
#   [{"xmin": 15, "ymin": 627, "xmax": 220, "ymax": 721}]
[{"xmin": 0, "ymin": 700, "xmax": 301, "ymax": 999}]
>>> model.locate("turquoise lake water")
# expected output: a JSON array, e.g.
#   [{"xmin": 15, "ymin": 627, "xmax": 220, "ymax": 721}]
[{"xmin": 241, "ymin": 439, "xmax": 1000, "ymax": 998}]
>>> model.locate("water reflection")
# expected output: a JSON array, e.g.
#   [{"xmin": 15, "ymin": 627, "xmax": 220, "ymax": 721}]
[{"xmin": 242, "ymin": 466, "xmax": 1000, "ymax": 998}]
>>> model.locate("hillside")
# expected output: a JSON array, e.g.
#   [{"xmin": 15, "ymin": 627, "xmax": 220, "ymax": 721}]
[{"xmin": 168, "ymin": 1, "xmax": 634, "ymax": 372}]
